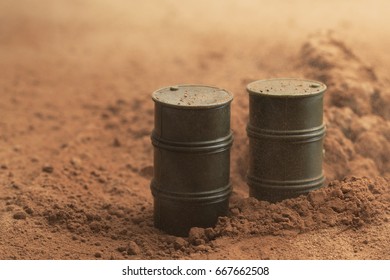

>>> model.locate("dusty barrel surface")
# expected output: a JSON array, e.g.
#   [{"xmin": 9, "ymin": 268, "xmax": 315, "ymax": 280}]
[
  {"xmin": 151, "ymin": 85, "xmax": 233, "ymax": 236},
  {"xmin": 246, "ymin": 78, "xmax": 326, "ymax": 202}
]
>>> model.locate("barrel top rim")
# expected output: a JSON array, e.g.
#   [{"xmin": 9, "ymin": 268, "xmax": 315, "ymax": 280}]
[
  {"xmin": 152, "ymin": 84, "xmax": 233, "ymax": 109},
  {"xmin": 247, "ymin": 78, "xmax": 326, "ymax": 97}
]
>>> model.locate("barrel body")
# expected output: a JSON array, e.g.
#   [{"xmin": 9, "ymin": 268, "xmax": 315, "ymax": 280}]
[
  {"xmin": 246, "ymin": 78, "xmax": 326, "ymax": 202},
  {"xmin": 151, "ymin": 85, "xmax": 233, "ymax": 236}
]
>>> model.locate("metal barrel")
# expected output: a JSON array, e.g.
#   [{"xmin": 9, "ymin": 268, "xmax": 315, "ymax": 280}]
[
  {"xmin": 151, "ymin": 85, "xmax": 233, "ymax": 236},
  {"xmin": 246, "ymin": 78, "xmax": 326, "ymax": 202}
]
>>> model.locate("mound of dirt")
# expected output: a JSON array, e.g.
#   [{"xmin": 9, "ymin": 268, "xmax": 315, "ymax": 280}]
[
  {"xmin": 152, "ymin": 176, "xmax": 390, "ymax": 258},
  {"xmin": 300, "ymin": 32, "xmax": 390, "ymax": 180},
  {"xmin": 218, "ymin": 177, "xmax": 389, "ymax": 237}
]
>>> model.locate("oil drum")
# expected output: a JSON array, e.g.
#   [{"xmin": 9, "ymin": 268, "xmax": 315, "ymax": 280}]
[
  {"xmin": 151, "ymin": 85, "xmax": 233, "ymax": 236},
  {"xmin": 246, "ymin": 78, "xmax": 326, "ymax": 202}
]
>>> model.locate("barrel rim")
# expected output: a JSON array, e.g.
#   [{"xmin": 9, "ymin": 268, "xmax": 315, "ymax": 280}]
[
  {"xmin": 246, "ymin": 124, "xmax": 326, "ymax": 142},
  {"xmin": 246, "ymin": 78, "xmax": 327, "ymax": 98},
  {"xmin": 247, "ymin": 174, "xmax": 325, "ymax": 191},
  {"xmin": 150, "ymin": 180, "xmax": 232, "ymax": 203},
  {"xmin": 152, "ymin": 84, "xmax": 233, "ymax": 109},
  {"xmin": 151, "ymin": 131, "xmax": 234, "ymax": 153}
]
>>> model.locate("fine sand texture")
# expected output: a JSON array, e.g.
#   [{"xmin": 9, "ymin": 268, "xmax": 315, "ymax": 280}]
[{"xmin": 0, "ymin": 0, "xmax": 389, "ymax": 259}]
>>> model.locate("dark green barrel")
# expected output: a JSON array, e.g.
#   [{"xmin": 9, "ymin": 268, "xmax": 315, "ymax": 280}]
[
  {"xmin": 151, "ymin": 85, "xmax": 233, "ymax": 236},
  {"xmin": 246, "ymin": 78, "xmax": 326, "ymax": 202}
]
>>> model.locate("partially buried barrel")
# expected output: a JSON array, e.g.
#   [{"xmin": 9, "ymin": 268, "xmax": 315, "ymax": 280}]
[
  {"xmin": 246, "ymin": 78, "xmax": 326, "ymax": 202},
  {"xmin": 151, "ymin": 85, "xmax": 233, "ymax": 236}
]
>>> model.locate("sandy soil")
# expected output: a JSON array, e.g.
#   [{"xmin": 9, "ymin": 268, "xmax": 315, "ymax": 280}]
[{"xmin": 0, "ymin": 0, "xmax": 389, "ymax": 259}]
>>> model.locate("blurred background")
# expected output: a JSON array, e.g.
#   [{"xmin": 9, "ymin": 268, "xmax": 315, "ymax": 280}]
[{"xmin": 2, "ymin": 0, "xmax": 390, "ymax": 93}]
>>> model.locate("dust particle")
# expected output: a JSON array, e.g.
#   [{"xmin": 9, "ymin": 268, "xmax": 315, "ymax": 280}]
[
  {"xmin": 127, "ymin": 241, "xmax": 141, "ymax": 255},
  {"xmin": 117, "ymin": 246, "xmax": 126, "ymax": 253},
  {"xmin": 112, "ymin": 138, "xmax": 121, "ymax": 147},
  {"xmin": 13, "ymin": 212, "xmax": 27, "ymax": 220},
  {"xmin": 174, "ymin": 237, "xmax": 188, "ymax": 250},
  {"xmin": 42, "ymin": 164, "xmax": 54, "ymax": 173},
  {"xmin": 188, "ymin": 227, "xmax": 207, "ymax": 245}
]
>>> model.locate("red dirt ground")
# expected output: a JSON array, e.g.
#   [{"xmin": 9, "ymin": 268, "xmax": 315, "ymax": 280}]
[{"xmin": 0, "ymin": 0, "xmax": 389, "ymax": 259}]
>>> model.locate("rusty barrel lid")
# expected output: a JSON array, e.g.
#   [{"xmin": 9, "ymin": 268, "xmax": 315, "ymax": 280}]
[
  {"xmin": 152, "ymin": 84, "xmax": 233, "ymax": 145},
  {"xmin": 247, "ymin": 78, "xmax": 326, "ymax": 98},
  {"xmin": 152, "ymin": 84, "xmax": 233, "ymax": 109},
  {"xmin": 247, "ymin": 78, "xmax": 326, "ymax": 132}
]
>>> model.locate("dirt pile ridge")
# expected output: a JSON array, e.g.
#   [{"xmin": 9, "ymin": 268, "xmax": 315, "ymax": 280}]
[
  {"xmin": 217, "ymin": 177, "xmax": 389, "ymax": 238},
  {"xmin": 299, "ymin": 32, "xmax": 390, "ymax": 180},
  {"xmin": 155, "ymin": 176, "xmax": 389, "ymax": 258}
]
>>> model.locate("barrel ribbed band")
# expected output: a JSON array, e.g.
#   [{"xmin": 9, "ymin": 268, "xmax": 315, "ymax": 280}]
[
  {"xmin": 151, "ymin": 131, "xmax": 233, "ymax": 153},
  {"xmin": 246, "ymin": 124, "xmax": 325, "ymax": 143},
  {"xmin": 150, "ymin": 180, "xmax": 232, "ymax": 204},
  {"xmin": 247, "ymin": 174, "xmax": 325, "ymax": 192}
]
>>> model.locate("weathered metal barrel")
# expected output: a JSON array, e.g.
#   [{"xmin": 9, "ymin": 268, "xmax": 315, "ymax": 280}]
[
  {"xmin": 246, "ymin": 78, "xmax": 326, "ymax": 202},
  {"xmin": 151, "ymin": 85, "xmax": 233, "ymax": 236}
]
